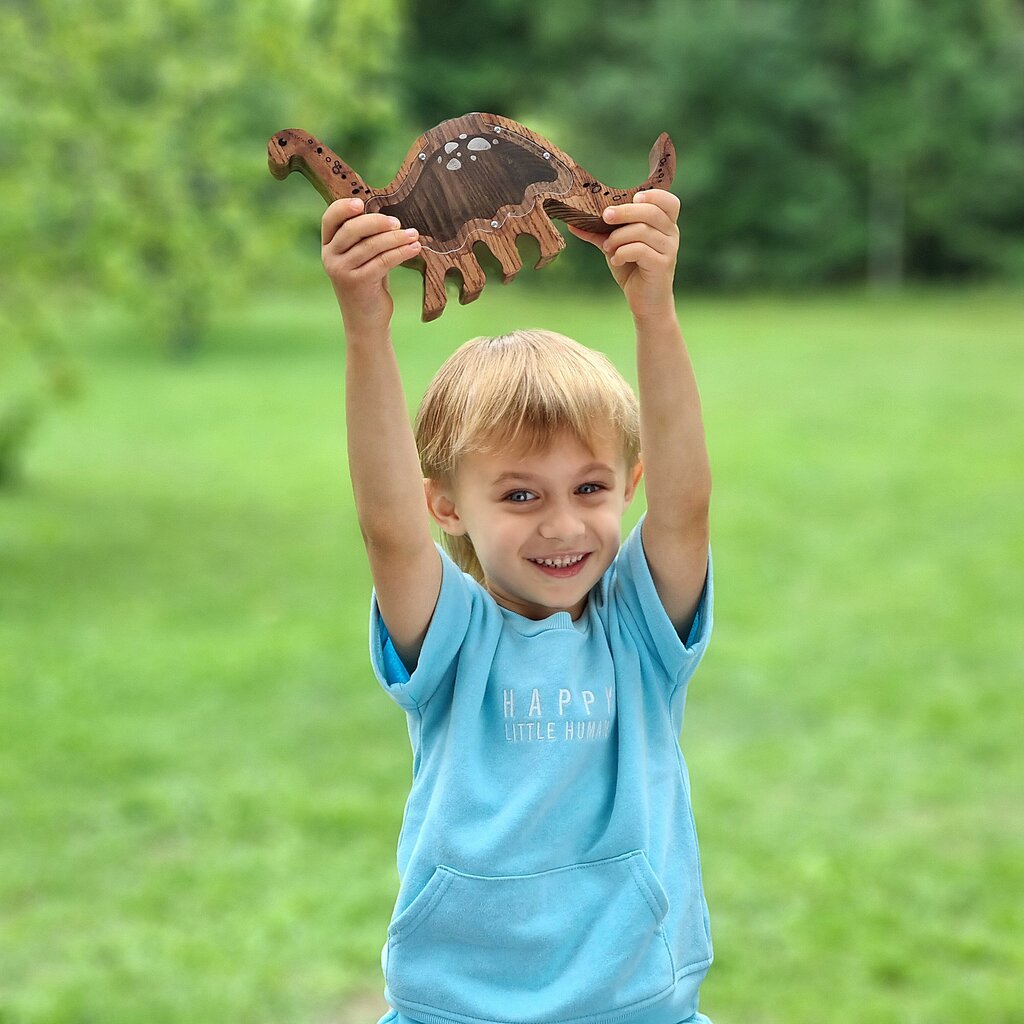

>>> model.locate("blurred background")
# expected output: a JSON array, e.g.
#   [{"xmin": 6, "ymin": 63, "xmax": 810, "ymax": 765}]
[{"xmin": 1, "ymin": 1, "xmax": 1022, "ymax": 1022}]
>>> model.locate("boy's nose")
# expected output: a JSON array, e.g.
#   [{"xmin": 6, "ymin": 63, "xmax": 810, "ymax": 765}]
[{"xmin": 538, "ymin": 507, "xmax": 586, "ymax": 543}]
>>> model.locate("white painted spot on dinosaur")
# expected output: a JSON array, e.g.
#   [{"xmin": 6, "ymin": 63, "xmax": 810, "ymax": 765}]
[
  {"xmin": 446, "ymin": 158, "xmax": 462, "ymax": 171},
  {"xmin": 444, "ymin": 142, "xmax": 459, "ymax": 154},
  {"xmin": 467, "ymin": 138, "xmax": 491, "ymax": 152},
  {"xmin": 459, "ymin": 133, "xmax": 467, "ymax": 139}
]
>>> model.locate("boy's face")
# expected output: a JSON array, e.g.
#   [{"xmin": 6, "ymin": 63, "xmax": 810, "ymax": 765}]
[{"xmin": 427, "ymin": 430, "xmax": 642, "ymax": 621}]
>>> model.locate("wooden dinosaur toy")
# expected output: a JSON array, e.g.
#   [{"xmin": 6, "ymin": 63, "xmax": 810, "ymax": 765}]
[{"xmin": 268, "ymin": 112, "xmax": 676, "ymax": 321}]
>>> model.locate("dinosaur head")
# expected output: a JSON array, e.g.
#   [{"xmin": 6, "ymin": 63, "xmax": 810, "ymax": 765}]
[
  {"xmin": 267, "ymin": 129, "xmax": 371, "ymax": 204},
  {"xmin": 267, "ymin": 130, "xmax": 305, "ymax": 180}
]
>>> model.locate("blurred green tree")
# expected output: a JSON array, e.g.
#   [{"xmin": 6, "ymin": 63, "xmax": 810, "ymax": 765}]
[
  {"xmin": 555, "ymin": 0, "xmax": 1024, "ymax": 287},
  {"xmin": 823, "ymin": 0, "xmax": 1024, "ymax": 285},
  {"xmin": 399, "ymin": 0, "xmax": 553, "ymax": 124},
  {"xmin": 0, "ymin": 0, "xmax": 402, "ymax": 483},
  {"xmin": 399, "ymin": 0, "xmax": 1024, "ymax": 288}
]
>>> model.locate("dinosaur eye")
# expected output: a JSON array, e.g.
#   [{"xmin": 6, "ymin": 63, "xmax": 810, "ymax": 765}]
[{"xmin": 278, "ymin": 138, "xmax": 287, "ymax": 146}]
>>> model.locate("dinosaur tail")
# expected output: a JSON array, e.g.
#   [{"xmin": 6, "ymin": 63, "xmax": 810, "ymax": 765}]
[{"xmin": 543, "ymin": 133, "xmax": 677, "ymax": 234}]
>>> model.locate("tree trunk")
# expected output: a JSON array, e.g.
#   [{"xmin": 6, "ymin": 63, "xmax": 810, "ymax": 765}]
[
  {"xmin": 0, "ymin": 399, "xmax": 38, "ymax": 489},
  {"xmin": 867, "ymin": 154, "xmax": 906, "ymax": 289},
  {"xmin": 166, "ymin": 292, "xmax": 209, "ymax": 360}
]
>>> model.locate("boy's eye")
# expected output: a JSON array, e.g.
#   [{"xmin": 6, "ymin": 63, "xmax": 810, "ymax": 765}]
[
  {"xmin": 504, "ymin": 489, "xmax": 536, "ymax": 503},
  {"xmin": 577, "ymin": 482, "xmax": 606, "ymax": 495}
]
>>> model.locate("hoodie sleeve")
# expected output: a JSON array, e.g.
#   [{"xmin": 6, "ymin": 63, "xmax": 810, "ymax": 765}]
[
  {"xmin": 369, "ymin": 545, "xmax": 477, "ymax": 711},
  {"xmin": 608, "ymin": 515, "xmax": 713, "ymax": 688}
]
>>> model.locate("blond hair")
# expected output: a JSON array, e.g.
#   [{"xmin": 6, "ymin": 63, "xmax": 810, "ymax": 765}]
[{"xmin": 414, "ymin": 329, "xmax": 641, "ymax": 581}]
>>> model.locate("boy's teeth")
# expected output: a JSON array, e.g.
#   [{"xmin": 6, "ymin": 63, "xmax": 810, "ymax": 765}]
[{"xmin": 533, "ymin": 554, "xmax": 585, "ymax": 568}]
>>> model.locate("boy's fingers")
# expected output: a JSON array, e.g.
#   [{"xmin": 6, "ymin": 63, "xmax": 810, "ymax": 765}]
[
  {"xmin": 633, "ymin": 189, "xmax": 681, "ymax": 220},
  {"xmin": 321, "ymin": 198, "xmax": 413, "ymax": 251},
  {"xmin": 321, "ymin": 198, "xmax": 364, "ymax": 246},
  {"xmin": 336, "ymin": 227, "xmax": 420, "ymax": 271},
  {"xmin": 602, "ymin": 222, "xmax": 676, "ymax": 257},
  {"xmin": 325, "ymin": 213, "xmax": 412, "ymax": 257},
  {"xmin": 603, "ymin": 205, "xmax": 675, "ymax": 236},
  {"xmin": 608, "ymin": 240, "xmax": 673, "ymax": 270},
  {"xmin": 366, "ymin": 239, "xmax": 423, "ymax": 275},
  {"xmin": 603, "ymin": 192, "xmax": 678, "ymax": 233},
  {"xmin": 565, "ymin": 223, "xmax": 609, "ymax": 249}
]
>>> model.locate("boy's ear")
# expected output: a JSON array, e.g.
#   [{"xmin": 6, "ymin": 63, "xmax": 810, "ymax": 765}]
[
  {"xmin": 424, "ymin": 478, "xmax": 467, "ymax": 536},
  {"xmin": 624, "ymin": 460, "xmax": 644, "ymax": 504}
]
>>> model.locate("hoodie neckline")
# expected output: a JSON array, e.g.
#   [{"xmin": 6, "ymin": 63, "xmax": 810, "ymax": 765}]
[{"xmin": 499, "ymin": 601, "xmax": 592, "ymax": 636}]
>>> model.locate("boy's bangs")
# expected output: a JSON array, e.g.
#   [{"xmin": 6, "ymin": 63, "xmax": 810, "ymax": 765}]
[
  {"xmin": 416, "ymin": 330, "xmax": 640, "ymax": 481},
  {"xmin": 459, "ymin": 352, "xmax": 609, "ymax": 445}
]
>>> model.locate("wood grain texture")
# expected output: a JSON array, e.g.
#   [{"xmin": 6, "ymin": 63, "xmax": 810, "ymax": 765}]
[{"xmin": 268, "ymin": 113, "xmax": 676, "ymax": 321}]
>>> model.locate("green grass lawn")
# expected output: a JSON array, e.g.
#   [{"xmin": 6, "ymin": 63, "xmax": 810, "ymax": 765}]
[{"xmin": 2, "ymin": 277, "xmax": 1022, "ymax": 1023}]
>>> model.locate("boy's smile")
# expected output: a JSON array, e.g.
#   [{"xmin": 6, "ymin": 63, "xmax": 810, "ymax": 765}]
[
  {"xmin": 528, "ymin": 552, "xmax": 591, "ymax": 577},
  {"xmin": 427, "ymin": 431, "xmax": 642, "ymax": 621}
]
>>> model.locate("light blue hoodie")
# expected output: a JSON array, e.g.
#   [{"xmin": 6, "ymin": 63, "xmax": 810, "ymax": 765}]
[{"xmin": 370, "ymin": 517, "xmax": 714, "ymax": 1024}]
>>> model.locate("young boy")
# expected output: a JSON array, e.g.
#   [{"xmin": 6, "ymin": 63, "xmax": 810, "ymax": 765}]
[{"xmin": 322, "ymin": 189, "xmax": 714, "ymax": 1024}]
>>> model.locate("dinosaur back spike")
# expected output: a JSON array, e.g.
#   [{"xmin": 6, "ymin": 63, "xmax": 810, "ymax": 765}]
[{"xmin": 543, "ymin": 132, "xmax": 677, "ymax": 235}]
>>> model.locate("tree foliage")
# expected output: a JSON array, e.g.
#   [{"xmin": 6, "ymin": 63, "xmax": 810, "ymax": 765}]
[
  {"xmin": 1, "ymin": 0, "xmax": 403, "ymax": 349},
  {"xmin": 0, "ymin": 0, "xmax": 403, "ymax": 481},
  {"xmin": 401, "ymin": 0, "xmax": 1024, "ymax": 288},
  {"xmin": 2, "ymin": 0, "xmax": 1022, "ymax": 481}
]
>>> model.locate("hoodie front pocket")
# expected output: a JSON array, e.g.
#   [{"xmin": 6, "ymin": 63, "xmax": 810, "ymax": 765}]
[{"xmin": 386, "ymin": 850, "xmax": 675, "ymax": 1024}]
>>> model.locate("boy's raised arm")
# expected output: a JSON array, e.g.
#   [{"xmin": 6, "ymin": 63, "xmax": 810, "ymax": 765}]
[
  {"xmin": 322, "ymin": 199, "xmax": 441, "ymax": 670},
  {"xmin": 568, "ymin": 191, "xmax": 711, "ymax": 635}
]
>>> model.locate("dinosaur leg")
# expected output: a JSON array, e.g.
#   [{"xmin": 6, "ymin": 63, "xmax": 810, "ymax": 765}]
[
  {"xmin": 482, "ymin": 235, "xmax": 523, "ymax": 285},
  {"xmin": 454, "ymin": 251, "xmax": 487, "ymax": 306},
  {"xmin": 420, "ymin": 254, "xmax": 449, "ymax": 322},
  {"xmin": 420, "ymin": 251, "xmax": 486, "ymax": 320},
  {"xmin": 519, "ymin": 207, "xmax": 566, "ymax": 269}
]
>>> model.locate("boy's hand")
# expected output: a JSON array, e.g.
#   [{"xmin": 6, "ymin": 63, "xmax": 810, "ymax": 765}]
[
  {"xmin": 567, "ymin": 190, "xmax": 680, "ymax": 323},
  {"xmin": 321, "ymin": 198, "xmax": 421, "ymax": 333}
]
